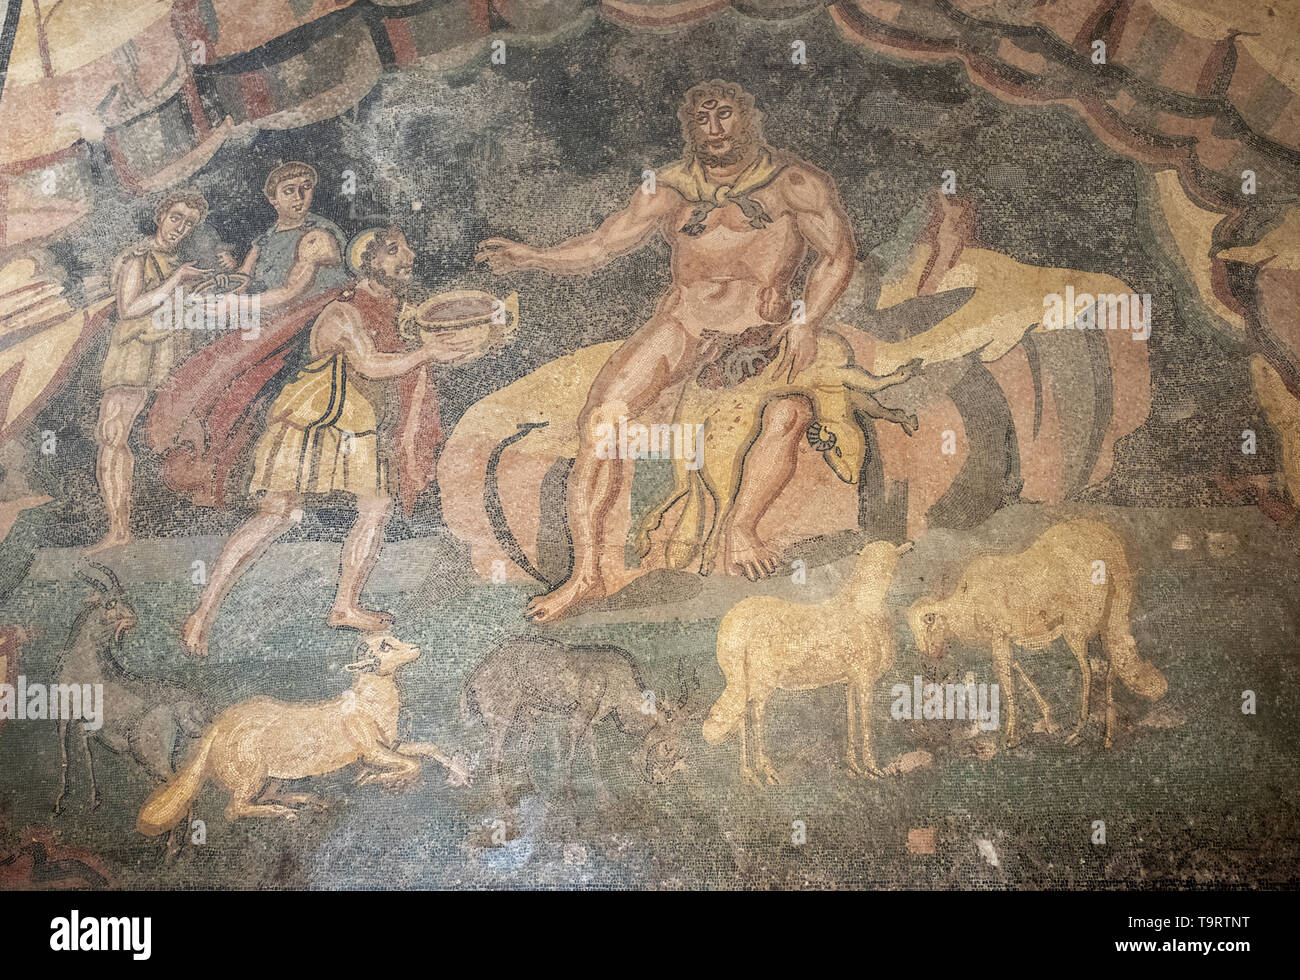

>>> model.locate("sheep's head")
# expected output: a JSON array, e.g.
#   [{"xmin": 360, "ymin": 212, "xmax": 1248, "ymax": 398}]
[
  {"xmin": 643, "ymin": 723, "xmax": 689, "ymax": 785},
  {"xmin": 345, "ymin": 633, "xmax": 421, "ymax": 676},
  {"xmin": 906, "ymin": 598, "xmax": 950, "ymax": 662},
  {"xmin": 641, "ymin": 662, "xmax": 699, "ymax": 785},
  {"xmin": 856, "ymin": 538, "xmax": 913, "ymax": 577}
]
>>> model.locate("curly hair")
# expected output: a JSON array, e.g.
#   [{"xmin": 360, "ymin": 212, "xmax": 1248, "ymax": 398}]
[
  {"xmin": 359, "ymin": 224, "xmax": 403, "ymax": 277},
  {"xmin": 263, "ymin": 161, "xmax": 318, "ymax": 201},
  {"xmin": 676, "ymin": 79, "xmax": 765, "ymax": 155},
  {"xmin": 153, "ymin": 189, "xmax": 209, "ymax": 228}
]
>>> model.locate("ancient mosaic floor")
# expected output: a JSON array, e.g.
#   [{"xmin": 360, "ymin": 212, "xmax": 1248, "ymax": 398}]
[{"xmin": 0, "ymin": 0, "xmax": 1297, "ymax": 890}]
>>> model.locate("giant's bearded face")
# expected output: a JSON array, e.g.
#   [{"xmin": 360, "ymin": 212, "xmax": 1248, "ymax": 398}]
[{"xmin": 678, "ymin": 81, "xmax": 764, "ymax": 169}]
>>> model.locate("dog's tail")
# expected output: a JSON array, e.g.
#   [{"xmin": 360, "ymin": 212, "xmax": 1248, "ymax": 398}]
[{"xmin": 137, "ymin": 730, "xmax": 215, "ymax": 836}]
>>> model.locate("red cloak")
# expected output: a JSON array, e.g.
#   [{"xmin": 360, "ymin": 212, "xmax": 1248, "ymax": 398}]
[{"xmin": 146, "ymin": 286, "xmax": 443, "ymax": 514}]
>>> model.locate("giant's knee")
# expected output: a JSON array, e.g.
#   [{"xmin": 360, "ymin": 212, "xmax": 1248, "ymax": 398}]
[
  {"xmin": 577, "ymin": 400, "xmax": 631, "ymax": 452},
  {"xmin": 763, "ymin": 397, "xmax": 814, "ymax": 438}
]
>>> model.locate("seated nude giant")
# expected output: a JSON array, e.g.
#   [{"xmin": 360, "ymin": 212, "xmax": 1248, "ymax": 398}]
[{"xmin": 477, "ymin": 79, "xmax": 856, "ymax": 622}]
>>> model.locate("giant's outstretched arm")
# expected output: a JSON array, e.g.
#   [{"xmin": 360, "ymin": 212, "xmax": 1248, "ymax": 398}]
[{"xmin": 477, "ymin": 187, "xmax": 675, "ymax": 276}]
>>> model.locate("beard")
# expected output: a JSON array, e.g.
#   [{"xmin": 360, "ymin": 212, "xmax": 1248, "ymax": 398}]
[
  {"xmin": 691, "ymin": 124, "xmax": 760, "ymax": 169},
  {"xmin": 369, "ymin": 269, "xmax": 419, "ymax": 301}
]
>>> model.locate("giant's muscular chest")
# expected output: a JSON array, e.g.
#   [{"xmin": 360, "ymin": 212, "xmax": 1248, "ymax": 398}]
[{"xmin": 666, "ymin": 193, "xmax": 802, "ymax": 275}]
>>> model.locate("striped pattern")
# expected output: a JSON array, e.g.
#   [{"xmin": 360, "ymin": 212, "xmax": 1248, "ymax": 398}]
[{"xmin": 250, "ymin": 354, "xmax": 389, "ymax": 497}]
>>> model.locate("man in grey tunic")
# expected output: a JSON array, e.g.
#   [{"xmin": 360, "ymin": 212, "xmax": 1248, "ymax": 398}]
[{"xmin": 223, "ymin": 161, "xmax": 348, "ymax": 308}]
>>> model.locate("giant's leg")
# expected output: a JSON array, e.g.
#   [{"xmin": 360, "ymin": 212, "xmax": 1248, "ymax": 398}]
[
  {"xmin": 182, "ymin": 491, "xmax": 304, "ymax": 658},
  {"xmin": 329, "ymin": 493, "xmax": 395, "ymax": 632},
  {"xmin": 526, "ymin": 314, "xmax": 700, "ymax": 622},
  {"xmin": 723, "ymin": 395, "xmax": 813, "ymax": 580},
  {"xmin": 88, "ymin": 387, "xmax": 149, "ymax": 554}
]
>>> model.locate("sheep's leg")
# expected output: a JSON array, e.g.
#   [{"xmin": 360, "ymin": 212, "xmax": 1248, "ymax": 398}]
[
  {"xmin": 518, "ymin": 712, "xmax": 541, "ymax": 794},
  {"xmin": 844, "ymin": 682, "xmax": 864, "ymax": 775},
  {"xmin": 751, "ymin": 701, "xmax": 780, "ymax": 785},
  {"xmin": 1103, "ymin": 660, "xmax": 1117, "ymax": 749},
  {"xmin": 991, "ymin": 639, "xmax": 1018, "ymax": 748},
  {"xmin": 1062, "ymin": 634, "xmax": 1093, "ymax": 745},
  {"xmin": 855, "ymin": 682, "xmax": 883, "ymax": 777},
  {"xmin": 54, "ymin": 718, "xmax": 71, "ymax": 815},
  {"xmin": 739, "ymin": 701, "xmax": 761, "ymax": 787},
  {"xmin": 485, "ymin": 710, "xmax": 515, "ymax": 814},
  {"xmin": 564, "ymin": 700, "xmax": 601, "ymax": 799},
  {"xmin": 1012, "ymin": 662, "xmax": 1058, "ymax": 735},
  {"xmin": 80, "ymin": 728, "xmax": 101, "ymax": 811},
  {"xmin": 586, "ymin": 737, "xmax": 610, "ymax": 806}
]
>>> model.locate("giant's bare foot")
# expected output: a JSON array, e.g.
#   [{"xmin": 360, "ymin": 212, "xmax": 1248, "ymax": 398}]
[
  {"xmin": 181, "ymin": 612, "xmax": 209, "ymax": 660},
  {"xmin": 524, "ymin": 571, "xmax": 605, "ymax": 623},
  {"xmin": 328, "ymin": 606, "xmax": 395, "ymax": 632},
  {"xmin": 721, "ymin": 527, "xmax": 781, "ymax": 581},
  {"xmin": 85, "ymin": 531, "xmax": 131, "ymax": 556}
]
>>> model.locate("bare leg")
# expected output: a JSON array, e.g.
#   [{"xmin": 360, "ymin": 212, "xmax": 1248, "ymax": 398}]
[
  {"xmin": 587, "ymin": 735, "xmax": 610, "ymax": 805},
  {"xmin": 329, "ymin": 494, "xmax": 395, "ymax": 632},
  {"xmin": 182, "ymin": 491, "xmax": 303, "ymax": 658},
  {"xmin": 80, "ymin": 730, "xmax": 101, "ymax": 811},
  {"xmin": 1103, "ymin": 661, "xmax": 1117, "ymax": 749},
  {"xmin": 564, "ymin": 704, "xmax": 600, "ymax": 798},
  {"xmin": 487, "ymin": 713, "xmax": 515, "ymax": 814},
  {"xmin": 88, "ymin": 387, "xmax": 149, "ymax": 554},
  {"xmin": 739, "ymin": 700, "xmax": 759, "ymax": 786},
  {"xmin": 526, "ymin": 315, "xmax": 701, "ymax": 622},
  {"xmin": 262, "ymin": 786, "xmax": 329, "ymax": 811},
  {"xmin": 854, "ymin": 680, "xmax": 883, "ymax": 776},
  {"xmin": 355, "ymin": 745, "xmax": 421, "ymax": 788},
  {"xmin": 723, "ymin": 396, "xmax": 812, "ymax": 580},
  {"xmin": 225, "ymin": 775, "xmax": 298, "ymax": 822},
  {"xmin": 844, "ymin": 681, "xmax": 863, "ymax": 774}
]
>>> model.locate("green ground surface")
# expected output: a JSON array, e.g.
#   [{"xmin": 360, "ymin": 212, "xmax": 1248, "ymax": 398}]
[{"xmin": 1, "ymin": 504, "xmax": 1297, "ymax": 889}]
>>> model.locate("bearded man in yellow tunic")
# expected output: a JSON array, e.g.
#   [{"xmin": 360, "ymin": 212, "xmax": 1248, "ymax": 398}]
[
  {"xmin": 91, "ymin": 190, "xmax": 212, "ymax": 554},
  {"xmin": 181, "ymin": 226, "xmax": 486, "ymax": 658}
]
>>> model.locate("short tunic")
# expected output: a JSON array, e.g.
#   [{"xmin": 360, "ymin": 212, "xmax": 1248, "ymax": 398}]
[
  {"xmin": 248, "ymin": 350, "xmax": 391, "ymax": 496},
  {"xmin": 101, "ymin": 246, "xmax": 192, "ymax": 391}
]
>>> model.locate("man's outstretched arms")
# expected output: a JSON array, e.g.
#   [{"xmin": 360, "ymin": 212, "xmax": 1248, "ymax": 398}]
[{"xmin": 476, "ymin": 186, "xmax": 676, "ymax": 275}]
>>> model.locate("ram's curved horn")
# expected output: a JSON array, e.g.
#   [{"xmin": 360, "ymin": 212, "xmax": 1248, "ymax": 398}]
[{"xmin": 81, "ymin": 560, "xmax": 123, "ymax": 594}]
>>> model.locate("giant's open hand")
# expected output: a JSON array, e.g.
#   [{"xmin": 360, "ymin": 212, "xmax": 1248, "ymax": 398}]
[{"xmin": 475, "ymin": 238, "xmax": 537, "ymax": 273}]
